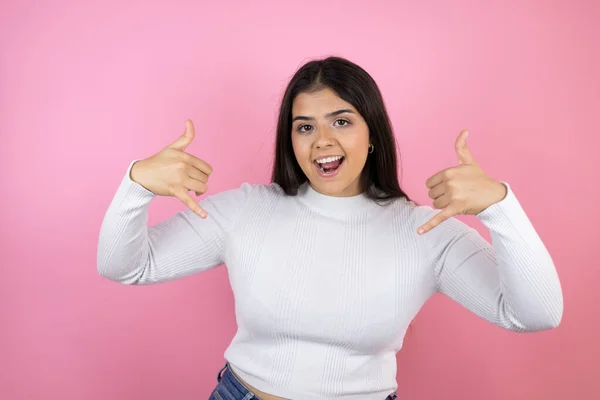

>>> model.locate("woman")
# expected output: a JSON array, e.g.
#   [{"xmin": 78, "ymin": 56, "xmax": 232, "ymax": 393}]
[{"xmin": 97, "ymin": 56, "xmax": 563, "ymax": 400}]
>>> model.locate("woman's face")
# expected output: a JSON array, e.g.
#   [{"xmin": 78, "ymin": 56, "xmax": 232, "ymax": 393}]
[{"xmin": 291, "ymin": 87, "xmax": 370, "ymax": 197}]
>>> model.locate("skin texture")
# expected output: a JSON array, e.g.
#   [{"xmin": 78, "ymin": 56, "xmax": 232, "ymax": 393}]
[
  {"xmin": 417, "ymin": 129, "xmax": 507, "ymax": 235},
  {"xmin": 291, "ymin": 87, "xmax": 371, "ymax": 198}
]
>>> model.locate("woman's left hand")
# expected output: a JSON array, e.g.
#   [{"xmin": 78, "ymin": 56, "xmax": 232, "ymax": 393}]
[{"xmin": 417, "ymin": 130, "xmax": 508, "ymax": 235}]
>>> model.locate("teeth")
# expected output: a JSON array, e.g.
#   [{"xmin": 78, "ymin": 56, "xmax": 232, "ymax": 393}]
[{"xmin": 316, "ymin": 155, "xmax": 343, "ymax": 164}]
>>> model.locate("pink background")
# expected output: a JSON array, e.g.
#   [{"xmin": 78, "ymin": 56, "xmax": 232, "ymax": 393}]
[{"xmin": 1, "ymin": 0, "xmax": 598, "ymax": 399}]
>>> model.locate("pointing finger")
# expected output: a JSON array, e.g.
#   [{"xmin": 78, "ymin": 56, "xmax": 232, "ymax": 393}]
[
  {"xmin": 417, "ymin": 207, "xmax": 456, "ymax": 235},
  {"xmin": 174, "ymin": 188, "xmax": 207, "ymax": 218}
]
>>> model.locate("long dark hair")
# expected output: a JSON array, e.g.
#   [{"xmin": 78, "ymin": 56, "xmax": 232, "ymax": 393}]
[{"xmin": 271, "ymin": 56, "xmax": 411, "ymax": 202}]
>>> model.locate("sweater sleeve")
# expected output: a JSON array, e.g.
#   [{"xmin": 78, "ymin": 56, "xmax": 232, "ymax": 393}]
[
  {"xmin": 96, "ymin": 160, "xmax": 253, "ymax": 285},
  {"xmin": 416, "ymin": 183, "xmax": 563, "ymax": 332}
]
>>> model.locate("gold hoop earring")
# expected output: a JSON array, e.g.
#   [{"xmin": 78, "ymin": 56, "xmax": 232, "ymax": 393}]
[{"xmin": 368, "ymin": 143, "xmax": 375, "ymax": 154}]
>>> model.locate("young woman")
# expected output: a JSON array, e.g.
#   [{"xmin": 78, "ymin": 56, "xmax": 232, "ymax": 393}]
[{"xmin": 97, "ymin": 56, "xmax": 563, "ymax": 400}]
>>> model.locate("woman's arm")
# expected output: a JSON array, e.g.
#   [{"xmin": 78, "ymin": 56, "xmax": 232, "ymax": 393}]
[
  {"xmin": 96, "ymin": 161, "xmax": 252, "ymax": 285},
  {"xmin": 416, "ymin": 183, "xmax": 563, "ymax": 332}
]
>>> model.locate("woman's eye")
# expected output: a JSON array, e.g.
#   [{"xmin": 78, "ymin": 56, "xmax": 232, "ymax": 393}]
[{"xmin": 297, "ymin": 119, "xmax": 350, "ymax": 133}]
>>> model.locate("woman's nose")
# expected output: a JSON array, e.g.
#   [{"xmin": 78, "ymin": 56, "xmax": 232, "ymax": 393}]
[{"xmin": 315, "ymin": 126, "xmax": 335, "ymax": 148}]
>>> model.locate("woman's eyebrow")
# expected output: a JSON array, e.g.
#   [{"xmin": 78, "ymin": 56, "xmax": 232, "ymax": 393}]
[{"xmin": 292, "ymin": 109, "xmax": 355, "ymax": 122}]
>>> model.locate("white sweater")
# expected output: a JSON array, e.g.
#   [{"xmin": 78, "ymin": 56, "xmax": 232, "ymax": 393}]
[{"xmin": 97, "ymin": 161, "xmax": 563, "ymax": 400}]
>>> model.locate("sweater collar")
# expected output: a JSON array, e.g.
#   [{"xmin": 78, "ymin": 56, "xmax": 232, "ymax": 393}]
[{"xmin": 296, "ymin": 182, "xmax": 374, "ymax": 218}]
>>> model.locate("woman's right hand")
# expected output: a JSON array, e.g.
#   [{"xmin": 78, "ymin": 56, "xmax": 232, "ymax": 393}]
[{"xmin": 130, "ymin": 119, "xmax": 213, "ymax": 218}]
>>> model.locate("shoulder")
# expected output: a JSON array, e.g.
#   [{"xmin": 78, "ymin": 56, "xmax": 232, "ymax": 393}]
[
  {"xmin": 196, "ymin": 182, "xmax": 286, "ymax": 226},
  {"xmin": 203, "ymin": 181, "xmax": 285, "ymax": 205},
  {"xmin": 382, "ymin": 196, "xmax": 436, "ymax": 225},
  {"xmin": 237, "ymin": 181, "xmax": 286, "ymax": 199},
  {"xmin": 384, "ymin": 196, "xmax": 472, "ymax": 240}
]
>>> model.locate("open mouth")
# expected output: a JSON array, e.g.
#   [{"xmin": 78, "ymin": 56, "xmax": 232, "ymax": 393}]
[{"xmin": 313, "ymin": 155, "xmax": 345, "ymax": 177}]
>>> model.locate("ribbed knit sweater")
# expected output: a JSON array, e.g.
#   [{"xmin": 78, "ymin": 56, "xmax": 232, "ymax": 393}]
[{"xmin": 97, "ymin": 161, "xmax": 563, "ymax": 400}]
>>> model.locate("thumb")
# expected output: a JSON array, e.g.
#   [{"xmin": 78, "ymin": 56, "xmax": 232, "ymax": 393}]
[
  {"xmin": 167, "ymin": 119, "xmax": 195, "ymax": 150},
  {"xmin": 455, "ymin": 129, "xmax": 475, "ymax": 165}
]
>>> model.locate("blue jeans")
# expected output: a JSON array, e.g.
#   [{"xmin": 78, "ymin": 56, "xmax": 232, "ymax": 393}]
[{"xmin": 209, "ymin": 362, "xmax": 398, "ymax": 400}]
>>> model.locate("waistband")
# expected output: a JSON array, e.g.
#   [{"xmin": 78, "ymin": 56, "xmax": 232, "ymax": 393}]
[{"xmin": 217, "ymin": 362, "xmax": 398, "ymax": 400}]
